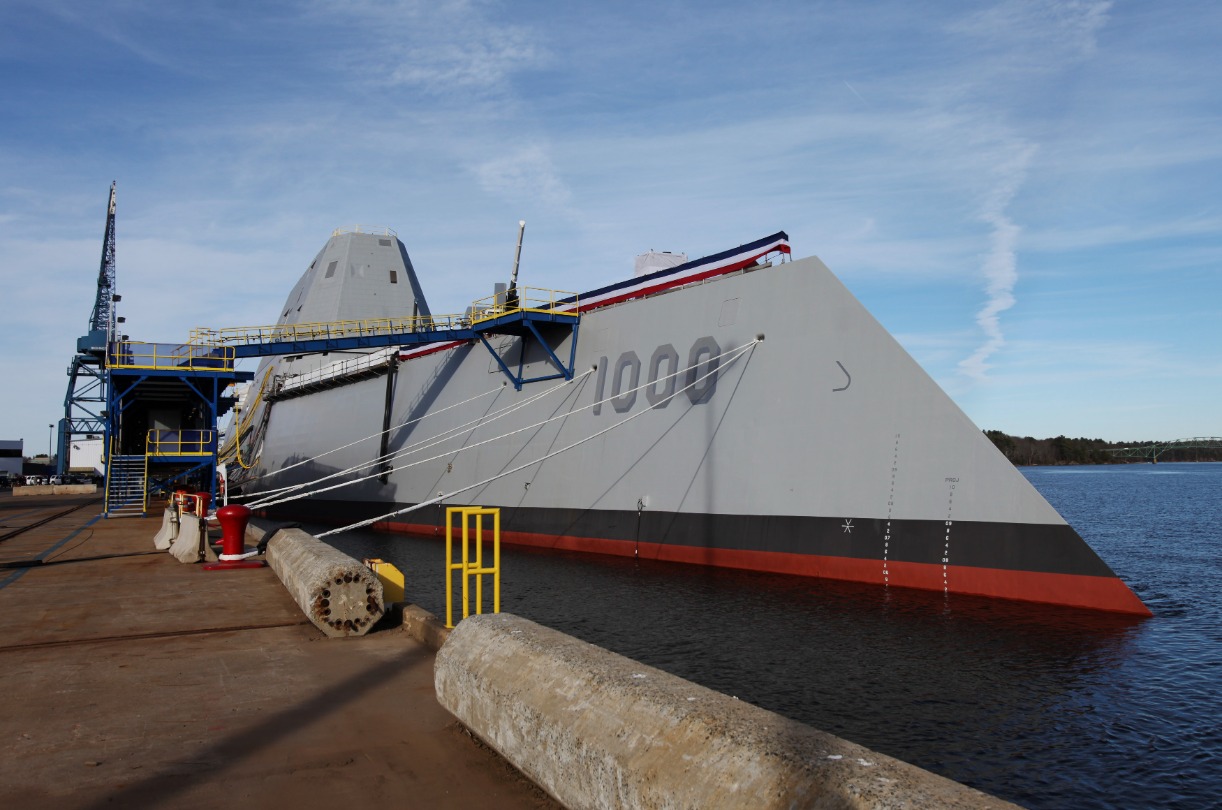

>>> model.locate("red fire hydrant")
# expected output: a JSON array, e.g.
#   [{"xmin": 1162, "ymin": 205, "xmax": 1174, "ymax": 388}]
[{"xmin": 202, "ymin": 503, "xmax": 266, "ymax": 571}]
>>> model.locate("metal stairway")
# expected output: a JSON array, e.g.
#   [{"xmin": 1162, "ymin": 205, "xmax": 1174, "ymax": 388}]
[{"xmin": 105, "ymin": 455, "xmax": 147, "ymax": 517}]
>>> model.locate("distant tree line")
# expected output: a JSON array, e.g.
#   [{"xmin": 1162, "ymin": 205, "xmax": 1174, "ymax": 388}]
[{"xmin": 983, "ymin": 430, "xmax": 1222, "ymax": 466}]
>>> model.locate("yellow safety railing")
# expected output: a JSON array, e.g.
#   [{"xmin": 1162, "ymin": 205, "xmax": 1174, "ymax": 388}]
[
  {"xmin": 332, "ymin": 225, "xmax": 398, "ymax": 238},
  {"xmin": 218, "ymin": 364, "xmax": 276, "ymax": 469},
  {"xmin": 146, "ymin": 429, "xmax": 216, "ymax": 456},
  {"xmin": 468, "ymin": 287, "xmax": 578, "ymax": 326},
  {"xmin": 108, "ymin": 341, "xmax": 235, "ymax": 371},
  {"xmin": 141, "ymin": 453, "xmax": 149, "ymax": 514},
  {"xmin": 103, "ymin": 435, "xmax": 116, "ymax": 515},
  {"xmin": 445, "ymin": 506, "xmax": 501, "ymax": 629},
  {"xmin": 189, "ymin": 313, "xmax": 470, "ymax": 348},
  {"xmin": 191, "ymin": 288, "xmax": 578, "ymax": 349}
]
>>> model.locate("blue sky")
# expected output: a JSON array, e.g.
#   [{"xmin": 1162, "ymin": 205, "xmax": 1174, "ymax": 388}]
[{"xmin": 1, "ymin": 0, "xmax": 1219, "ymax": 456}]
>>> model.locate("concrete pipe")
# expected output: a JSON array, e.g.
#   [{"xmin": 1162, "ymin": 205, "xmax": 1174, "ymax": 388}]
[
  {"xmin": 263, "ymin": 527, "xmax": 384, "ymax": 638},
  {"xmin": 436, "ymin": 613, "xmax": 1016, "ymax": 810}
]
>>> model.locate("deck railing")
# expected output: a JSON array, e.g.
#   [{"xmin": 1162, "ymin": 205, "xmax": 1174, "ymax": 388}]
[
  {"xmin": 189, "ymin": 314, "xmax": 470, "ymax": 348},
  {"xmin": 146, "ymin": 429, "xmax": 216, "ymax": 456},
  {"xmin": 190, "ymin": 287, "xmax": 577, "ymax": 348},
  {"xmin": 109, "ymin": 342, "xmax": 235, "ymax": 371},
  {"xmin": 468, "ymin": 287, "xmax": 578, "ymax": 326}
]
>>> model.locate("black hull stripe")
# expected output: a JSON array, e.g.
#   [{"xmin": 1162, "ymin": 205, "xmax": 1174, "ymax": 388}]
[{"xmin": 263, "ymin": 500, "xmax": 1116, "ymax": 579}]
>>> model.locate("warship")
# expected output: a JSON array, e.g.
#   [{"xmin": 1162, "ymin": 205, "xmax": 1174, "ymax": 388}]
[{"xmin": 226, "ymin": 227, "xmax": 1150, "ymax": 616}]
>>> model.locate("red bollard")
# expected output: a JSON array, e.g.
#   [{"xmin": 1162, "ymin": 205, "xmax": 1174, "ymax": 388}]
[
  {"xmin": 202, "ymin": 503, "xmax": 266, "ymax": 571},
  {"xmin": 195, "ymin": 492, "xmax": 212, "ymax": 516}
]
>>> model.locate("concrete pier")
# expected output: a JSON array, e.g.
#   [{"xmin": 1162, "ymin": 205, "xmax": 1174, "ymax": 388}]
[
  {"xmin": 2, "ymin": 492, "xmax": 1018, "ymax": 809},
  {"xmin": 0, "ymin": 493, "xmax": 555, "ymax": 809}
]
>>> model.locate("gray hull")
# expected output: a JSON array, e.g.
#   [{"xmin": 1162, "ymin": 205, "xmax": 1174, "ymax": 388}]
[{"xmin": 233, "ymin": 231, "xmax": 1149, "ymax": 615}]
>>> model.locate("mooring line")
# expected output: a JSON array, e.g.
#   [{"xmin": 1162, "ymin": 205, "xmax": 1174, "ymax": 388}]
[{"xmin": 318, "ymin": 338, "xmax": 761, "ymax": 537}]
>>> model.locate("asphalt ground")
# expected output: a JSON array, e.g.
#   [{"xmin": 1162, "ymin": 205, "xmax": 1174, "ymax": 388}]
[{"xmin": 0, "ymin": 491, "xmax": 557, "ymax": 809}]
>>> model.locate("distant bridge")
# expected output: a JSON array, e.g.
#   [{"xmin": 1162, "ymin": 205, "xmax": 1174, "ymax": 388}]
[{"xmin": 1104, "ymin": 437, "xmax": 1222, "ymax": 461}]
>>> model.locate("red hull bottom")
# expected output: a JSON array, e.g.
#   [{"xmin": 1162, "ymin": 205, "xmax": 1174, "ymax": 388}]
[{"xmin": 374, "ymin": 520, "xmax": 1152, "ymax": 617}]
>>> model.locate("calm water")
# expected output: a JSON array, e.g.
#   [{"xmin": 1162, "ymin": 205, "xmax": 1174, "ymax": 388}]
[{"xmin": 322, "ymin": 462, "xmax": 1222, "ymax": 809}]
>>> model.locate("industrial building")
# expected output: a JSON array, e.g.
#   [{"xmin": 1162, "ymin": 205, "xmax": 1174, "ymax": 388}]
[{"xmin": 1, "ymin": 439, "xmax": 23, "ymax": 482}]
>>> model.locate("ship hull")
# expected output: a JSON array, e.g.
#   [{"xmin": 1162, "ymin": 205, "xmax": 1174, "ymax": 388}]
[
  {"xmin": 239, "ymin": 237, "xmax": 1150, "ymax": 616},
  {"xmin": 259, "ymin": 498, "xmax": 1147, "ymax": 615}
]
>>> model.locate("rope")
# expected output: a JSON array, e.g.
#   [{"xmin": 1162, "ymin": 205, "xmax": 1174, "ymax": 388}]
[
  {"xmin": 245, "ymin": 375, "xmax": 565, "ymax": 500},
  {"xmin": 242, "ymin": 371, "xmax": 586, "ymax": 504},
  {"xmin": 257, "ymin": 339, "xmax": 753, "ymax": 512},
  {"xmin": 242, "ymin": 381, "xmax": 506, "ymax": 487},
  {"xmin": 246, "ymin": 369, "xmax": 592, "ymax": 508},
  {"xmin": 315, "ymin": 338, "xmax": 759, "ymax": 538}
]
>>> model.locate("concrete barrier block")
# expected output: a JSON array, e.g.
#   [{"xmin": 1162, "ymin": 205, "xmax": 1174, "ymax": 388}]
[
  {"xmin": 264, "ymin": 528, "xmax": 384, "ymax": 638},
  {"xmin": 168, "ymin": 516, "xmax": 205, "ymax": 563},
  {"xmin": 436, "ymin": 613, "xmax": 1016, "ymax": 810},
  {"xmin": 153, "ymin": 508, "xmax": 178, "ymax": 551},
  {"xmin": 400, "ymin": 604, "xmax": 451, "ymax": 652},
  {"xmin": 13, "ymin": 484, "xmax": 97, "ymax": 497},
  {"xmin": 54, "ymin": 484, "xmax": 98, "ymax": 495}
]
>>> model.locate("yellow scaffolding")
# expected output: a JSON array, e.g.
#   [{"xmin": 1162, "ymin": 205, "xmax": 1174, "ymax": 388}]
[{"xmin": 445, "ymin": 507, "xmax": 501, "ymax": 629}]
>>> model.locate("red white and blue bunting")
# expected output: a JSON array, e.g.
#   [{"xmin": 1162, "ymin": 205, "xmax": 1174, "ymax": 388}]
[{"xmin": 400, "ymin": 231, "xmax": 790, "ymax": 362}]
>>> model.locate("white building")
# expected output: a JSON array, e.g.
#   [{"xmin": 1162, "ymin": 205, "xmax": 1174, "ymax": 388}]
[{"xmin": 68, "ymin": 436, "xmax": 105, "ymax": 476}]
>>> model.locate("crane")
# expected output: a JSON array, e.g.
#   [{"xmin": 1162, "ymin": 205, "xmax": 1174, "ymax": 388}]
[{"xmin": 57, "ymin": 182, "xmax": 119, "ymax": 475}]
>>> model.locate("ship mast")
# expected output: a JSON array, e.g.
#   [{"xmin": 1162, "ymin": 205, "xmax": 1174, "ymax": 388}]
[{"xmin": 506, "ymin": 220, "xmax": 525, "ymax": 308}]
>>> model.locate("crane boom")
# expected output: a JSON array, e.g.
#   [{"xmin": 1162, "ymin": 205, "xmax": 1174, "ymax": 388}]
[
  {"xmin": 89, "ymin": 182, "xmax": 117, "ymax": 335},
  {"xmin": 58, "ymin": 182, "xmax": 117, "ymax": 475}
]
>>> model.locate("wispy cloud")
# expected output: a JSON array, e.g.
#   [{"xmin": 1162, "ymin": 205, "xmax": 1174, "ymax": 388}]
[
  {"xmin": 958, "ymin": 143, "xmax": 1037, "ymax": 381},
  {"xmin": 949, "ymin": 0, "xmax": 1113, "ymax": 62},
  {"xmin": 1024, "ymin": 215, "xmax": 1222, "ymax": 253},
  {"xmin": 472, "ymin": 144, "xmax": 572, "ymax": 208},
  {"xmin": 33, "ymin": 0, "xmax": 205, "ymax": 75},
  {"xmin": 309, "ymin": 0, "xmax": 546, "ymax": 95},
  {"xmin": 946, "ymin": 1, "xmax": 1115, "ymax": 381},
  {"xmin": 389, "ymin": 27, "xmax": 541, "ymax": 92}
]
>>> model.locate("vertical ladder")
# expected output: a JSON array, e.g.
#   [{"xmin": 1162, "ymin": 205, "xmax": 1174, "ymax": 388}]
[{"xmin": 105, "ymin": 455, "xmax": 148, "ymax": 518}]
